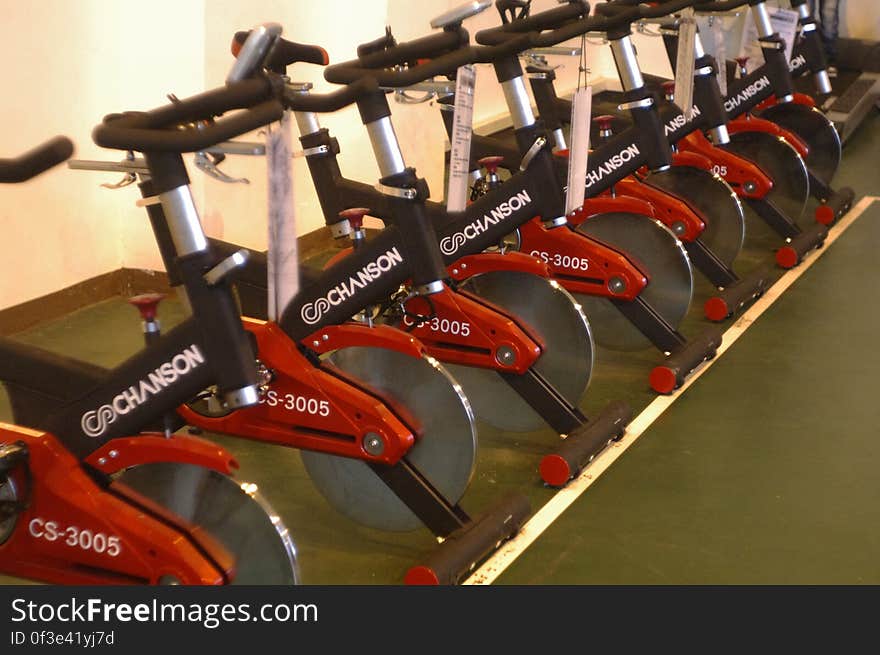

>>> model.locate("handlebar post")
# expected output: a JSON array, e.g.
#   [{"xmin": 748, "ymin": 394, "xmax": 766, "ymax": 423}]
[
  {"xmin": 750, "ymin": 2, "xmax": 774, "ymax": 39},
  {"xmin": 502, "ymin": 77, "xmax": 538, "ymax": 130},
  {"xmin": 366, "ymin": 117, "xmax": 407, "ymax": 177},
  {"xmin": 609, "ymin": 35, "xmax": 645, "ymax": 92},
  {"xmin": 294, "ymin": 110, "xmax": 322, "ymax": 136}
]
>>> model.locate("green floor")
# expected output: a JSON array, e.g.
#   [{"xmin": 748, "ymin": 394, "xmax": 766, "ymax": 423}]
[{"xmin": 1, "ymin": 113, "xmax": 877, "ymax": 585}]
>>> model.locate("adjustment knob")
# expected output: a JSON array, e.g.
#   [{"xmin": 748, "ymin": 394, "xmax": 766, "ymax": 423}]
[
  {"xmin": 478, "ymin": 156, "xmax": 505, "ymax": 175},
  {"xmin": 595, "ymin": 114, "xmax": 616, "ymax": 135},
  {"xmin": 128, "ymin": 293, "xmax": 165, "ymax": 322},
  {"xmin": 339, "ymin": 207, "xmax": 370, "ymax": 230},
  {"xmin": 661, "ymin": 80, "xmax": 676, "ymax": 99},
  {"xmin": 734, "ymin": 56, "xmax": 749, "ymax": 73}
]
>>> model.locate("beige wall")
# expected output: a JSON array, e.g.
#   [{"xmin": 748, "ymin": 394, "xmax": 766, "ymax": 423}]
[
  {"xmin": 0, "ymin": 0, "xmax": 206, "ymax": 309},
  {"xmin": 0, "ymin": 0, "xmax": 628, "ymax": 310}
]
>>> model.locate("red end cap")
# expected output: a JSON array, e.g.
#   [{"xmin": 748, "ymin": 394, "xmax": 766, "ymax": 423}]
[
  {"xmin": 404, "ymin": 566, "xmax": 440, "ymax": 585},
  {"xmin": 776, "ymin": 245, "xmax": 799, "ymax": 269},
  {"xmin": 661, "ymin": 80, "xmax": 676, "ymax": 95},
  {"xmin": 815, "ymin": 204, "xmax": 835, "ymax": 225},
  {"xmin": 552, "ymin": 148, "xmax": 570, "ymax": 159},
  {"xmin": 478, "ymin": 155, "xmax": 505, "ymax": 174},
  {"xmin": 539, "ymin": 454, "xmax": 572, "ymax": 488},
  {"xmin": 318, "ymin": 47, "xmax": 330, "ymax": 66},
  {"xmin": 595, "ymin": 114, "xmax": 616, "ymax": 132},
  {"xmin": 704, "ymin": 297, "xmax": 730, "ymax": 322},
  {"xmin": 339, "ymin": 207, "xmax": 370, "ymax": 229},
  {"xmin": 128, "ymin": 293, "xmax": 165, "ymax": 321},
  {"xmin": 649, "ymin": 366, "xmax": 677, "ymax": 394}
]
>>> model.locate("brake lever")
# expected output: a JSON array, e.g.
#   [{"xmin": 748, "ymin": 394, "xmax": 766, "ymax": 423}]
[
  {"xmin": 100, "ymin": 172, "xmax": 138, "ymax": 189},
  {"xmin": 194, "ymin": 150, "xmax": 250, "ymax": 184}
]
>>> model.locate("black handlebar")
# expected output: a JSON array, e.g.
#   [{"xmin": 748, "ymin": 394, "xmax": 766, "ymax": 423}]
[
  {"xmin": 325, "ymin": 32, "xmax": 534, "ymax": 86},
  {"xmin": 0, "ymin": 136, "xmax": 74, "ymax": 183},
  {"xmin": 283, "ymin": 77, "xmax": 381, "ymax": 112},
  {"xmin": 595, "ymin": 0, "xmax": 709, "ymax": 18},
  {"xmin": 93, "ymin": 78, "xmax": 282, "ymax": 152},
  {"xmin": 695, "ymin": 0, "xmax": 749, "ymax": 11}
]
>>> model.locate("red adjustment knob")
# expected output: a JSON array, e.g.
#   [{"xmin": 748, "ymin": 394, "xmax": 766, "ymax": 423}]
[
  {"xmin": 478, "ymin": 155, "xmax": 505, "ymax": 175},
  {"xmin": 128, "ymin": 293, "xmax": 165, "ymax": 322},
  {"xmin": 339, "ymin": 207, "xmax": 370, "ymax": 230},
  {"xmin": 661, "ymin": 80, "xmax": 676, "ymax": 96},
  {"xmin": 595, "ymin": 114, "xmax": 616, "ymax": 132},
  {"xmin": 735, "ymin": 56, "xmax": 749, "ymax": 69}
]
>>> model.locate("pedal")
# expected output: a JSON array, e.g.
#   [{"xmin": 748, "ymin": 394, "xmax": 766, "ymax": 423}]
[
  {"xmin": 539, "ymin": 401, "xmax": 633, "ymax": 488},
  {"xmin": 704, "ymin": 265, "xmax": 773, "ymax": 322},
  {"xmin": 776, "ymin": 221, "xmax": 829, "ymax": 269},
  {"xmin": 404, "ymin": 493, "xmax": 530, "ymax": 585},
  {"xmin": 815, "ymin": 186, "xmax": 855, "ymax": 225},
  {"xmin": 650, "ymin": 327, "xmax": 724, "ymax": 394}
]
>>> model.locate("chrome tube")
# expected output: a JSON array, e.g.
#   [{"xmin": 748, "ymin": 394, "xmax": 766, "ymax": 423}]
[
  {"xmin": 814, "ymin": 70, "xmax": 832, "ymax": 95},
  {"xmin": 294, "ymin": 111, "xmax": 321, "ymax": 137},
  {"xmin": 366, "ymin": 117, "xmax": 406, "ymax": 177},
  {"xmin": 501, "ymin": 77, "xmax": 536, "ymax": 130},
  {"xmin": 751, "ymin": 2, "xmax": 774, "ymax": 39},
  {"xmin": 610, "ymin": 36, "xmax": 645, "ymax": 92},
  {"xmin": 158, "ymin": 185, "xmax": 207, "ymax": 256}
]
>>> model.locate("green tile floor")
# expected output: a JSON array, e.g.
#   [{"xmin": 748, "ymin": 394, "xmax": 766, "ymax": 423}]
[{"xmin": 1, "ymin": 112, "xmax": 878, "ymax": 585}]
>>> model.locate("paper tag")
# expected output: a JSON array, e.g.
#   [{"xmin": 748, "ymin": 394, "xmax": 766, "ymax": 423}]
[
  {"xmin": 266, "ymin": 111, "xmax": 298, "ymax": 321},
  {"xmin": 565, "ymin": 86, "xmax": 591, "ymax": 215},
  {"xmin": 446, "ymin": 64, "xmax": 476, "ymax": 213},
  {"xmin": 740, "ymin": 6, "xmax": 799, "ymax": 74},
  {"xmin": 712, "ymin": 17, "xmax": 728, "ymax": 98},
  {"xmin": 674, "ymin": 8, "xmax": 697, "ymax": 116}
]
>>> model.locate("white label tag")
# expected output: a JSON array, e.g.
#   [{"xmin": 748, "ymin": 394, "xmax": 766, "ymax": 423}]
[
  {"xmin": 446, "ymin": 64, "xmax": 476, "ymax": 213},
  {"xmin": 565, "ymin": 86, "xmax": 591, "ymax": 215},
  {"xmin": 675, "ymin": 8, "xmax": 697, "ymax": 116},
  {"xmin": 266, "ymin": 111, "xmax": 298, "ymax": 321},
  {"xmin": 712, "ymin": 18, "xmax": 728, "ymax": 97},
  {"xmin": 741, "ymin": 6, "xmax": 799, "ymax": 74}
]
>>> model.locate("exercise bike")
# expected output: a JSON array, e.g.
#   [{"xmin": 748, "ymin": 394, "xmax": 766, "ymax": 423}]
[
  {"xmin": 0, "ymin": 135, "xmax": 298, "ymax": 584},
  {"xmin": 61, "ymin": 25, "xmax": 534, "ymax": 585}
]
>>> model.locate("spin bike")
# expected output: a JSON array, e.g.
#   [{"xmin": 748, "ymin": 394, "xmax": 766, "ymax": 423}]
[
  {"xmin": 187, "ymin": 11, "xmax": 636, "ymax": 491},
  {"xmin": 467, "ymin": 0, "xmax": 773, "ymax": 322},
  {"xmin": 407, "ymin": 0, "xmax": 727, "ymax": 395},
  {"xmin": 66, "ymin": 25, "xmax": 533, "ymax": 585},
  {"xmin": 215, "ymin": 3, "xmax": 723, "ymax": 404},
  {"xmin": 0, "ymin": 134, "xmax": 298, "ymax": 584}
]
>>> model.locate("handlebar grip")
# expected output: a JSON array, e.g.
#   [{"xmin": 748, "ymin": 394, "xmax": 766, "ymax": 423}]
[
  {"xmin": 0, "ymin": 136, "xmax": 74, "ymax": 183},
  {"xmin": 93, "ymin": 99, "xmax": 283, "ymax": 152},
  {"xmin": 283, "ymin": 77, "xmax": 380, "ymax": 112},
  {"xmin": 232, "ymin": 30, "xmax": 330, "ymax": 69}
]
